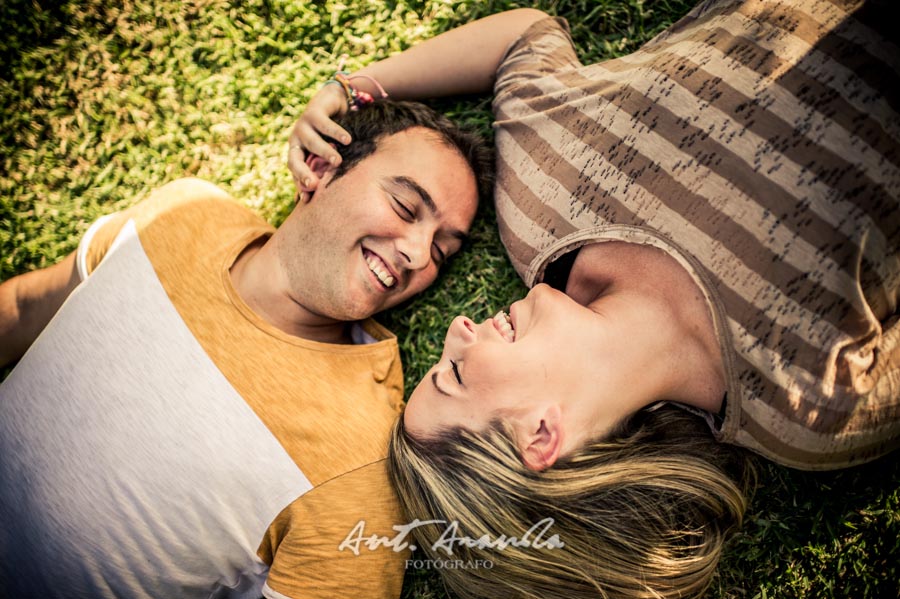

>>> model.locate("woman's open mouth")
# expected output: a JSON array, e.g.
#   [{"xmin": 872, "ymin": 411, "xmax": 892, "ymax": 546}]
[{"xmin": 492, "ymin": 310, "xmax": 515, "ymax": 342}]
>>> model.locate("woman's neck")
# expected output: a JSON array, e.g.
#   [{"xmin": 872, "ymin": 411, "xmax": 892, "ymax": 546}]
[{"xmin": 567, "ymin": 242, "xmax": 726, "ymax": 413}]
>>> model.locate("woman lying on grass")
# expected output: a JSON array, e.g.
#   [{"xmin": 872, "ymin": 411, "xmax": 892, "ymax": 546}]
[{"xmin": 290, "ymin": 1, "xmax": 900, "ymax": 597}]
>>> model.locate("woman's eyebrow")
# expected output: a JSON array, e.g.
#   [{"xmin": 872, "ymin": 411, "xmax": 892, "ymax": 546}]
[{"xmin": 431, "ymin": 371, "xmax": 450, "ymax": 396}]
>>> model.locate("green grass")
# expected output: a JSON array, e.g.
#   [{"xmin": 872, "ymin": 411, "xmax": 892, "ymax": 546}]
[{"xmin": 1, "ymin": 1, "xmax": 898, "ymax": 598}]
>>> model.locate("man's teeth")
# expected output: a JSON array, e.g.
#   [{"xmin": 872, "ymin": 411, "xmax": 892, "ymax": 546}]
[
  {"xmin": 493, "ymin": 310, "xmax": 515, "ymax": 342},
  {"xmin": 365, "ymin": 254, "xmax": 396, "ymax": 288}
]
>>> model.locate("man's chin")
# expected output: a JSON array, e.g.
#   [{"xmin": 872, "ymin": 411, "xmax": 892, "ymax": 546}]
[
  {"xmin": 333, "ymin": 283, "xmax": 415, "ymax": 321},
  {"xmin": 322, "ymin": 297, "xmax": 384, "ymax": 323}
]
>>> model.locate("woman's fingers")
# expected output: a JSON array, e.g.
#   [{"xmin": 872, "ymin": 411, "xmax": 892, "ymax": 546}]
[
  {"xmin": 287, "ymin": 141, "xmax": 314, "ymax": 193},
  {"xmin": 296, "ymin": 120, "xmax": 347, "ymax": 166},
  {"xmin": 307, "ymin": 105, "xmax": 352, "ymax": 147},
  {"xmin": 286, "ymin": 86, "xmax": 352, "ymax": 194}
]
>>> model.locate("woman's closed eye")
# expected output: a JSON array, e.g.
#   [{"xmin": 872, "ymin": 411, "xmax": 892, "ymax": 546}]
[{"xmin": 450, "ymin": 360, "xmax": 463, "ymax": 385}]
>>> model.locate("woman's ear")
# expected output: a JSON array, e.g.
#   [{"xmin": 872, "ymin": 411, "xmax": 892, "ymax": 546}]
[{"xmin": 520, "ymin": 405, "xmax": 563, "ymax": 471}]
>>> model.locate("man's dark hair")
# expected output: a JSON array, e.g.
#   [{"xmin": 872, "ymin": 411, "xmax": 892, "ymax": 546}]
[{"xmin": 329, "ymin": 100, "xmax": 494, "ymax": 206}]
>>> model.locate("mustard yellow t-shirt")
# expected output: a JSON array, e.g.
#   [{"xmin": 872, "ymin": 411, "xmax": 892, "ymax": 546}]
[{"xmin": 0, "ymin": 178, "xmax": 408, "ymax": 598}]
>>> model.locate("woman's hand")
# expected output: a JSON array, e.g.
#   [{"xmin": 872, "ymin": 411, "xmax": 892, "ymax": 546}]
[
  {"xmin": 287, "ymin": 8, "xmax": 548, "ymax": 194},
  {"xmin": 287, "ymin": 83, "xmax": 351, "ymax": 194}
]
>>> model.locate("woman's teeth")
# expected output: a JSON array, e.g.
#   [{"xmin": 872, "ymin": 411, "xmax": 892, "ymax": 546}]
[
  {"xmin": 493, "ymin": 310, "xmax": 515, "ymax": 342},
  {"xmin": 365, "ymin": 254, "xmax": 396, "ymax": 288}
]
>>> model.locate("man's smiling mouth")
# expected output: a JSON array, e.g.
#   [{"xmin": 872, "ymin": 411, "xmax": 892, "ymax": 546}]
[{"xmin": 363, "ymin": 249, "xmax": 397, "ymax": 289}]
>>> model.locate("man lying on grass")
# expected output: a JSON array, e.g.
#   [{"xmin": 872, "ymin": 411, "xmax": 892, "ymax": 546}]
[{"xmin": 0, "ymin": 100, "xmax": 491, "ymax": 599}]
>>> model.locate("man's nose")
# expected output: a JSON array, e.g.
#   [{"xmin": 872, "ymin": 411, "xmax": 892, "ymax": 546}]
[{"xmin": 397, "ymin": 228, "xmax": 431, "ymax": 271}]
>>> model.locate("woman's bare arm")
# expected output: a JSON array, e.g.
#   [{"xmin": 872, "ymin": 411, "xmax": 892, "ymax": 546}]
[{"xmin": 288, "ymin": 8, "xmax": 547, "ymax": 190}]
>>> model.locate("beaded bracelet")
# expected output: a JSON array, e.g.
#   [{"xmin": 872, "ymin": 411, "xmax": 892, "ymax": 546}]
[{"xmin": 324, "ymin": 56, "xmax": 388, "ymax": 111}]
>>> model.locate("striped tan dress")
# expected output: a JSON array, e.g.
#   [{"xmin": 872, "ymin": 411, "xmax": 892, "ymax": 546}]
[{"xmin": 491, "ymin": 0, "xmax": 900, "ymax": 470}]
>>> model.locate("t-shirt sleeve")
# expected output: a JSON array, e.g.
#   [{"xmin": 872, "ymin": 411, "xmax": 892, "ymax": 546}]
[
  {"xmin": 75, "ymin": 211, "xmax": 131, "ymax": 281},
  {"xmin": 493, "ymin": 17, "xmax": 581, "ymax": 105},
  {"xmin": 259, "ymin": 459, "xmax": 408, "ymax": 599},
  {"xmin": 75, "ymin": 178, "xmax": 233, "ymax": 280}
]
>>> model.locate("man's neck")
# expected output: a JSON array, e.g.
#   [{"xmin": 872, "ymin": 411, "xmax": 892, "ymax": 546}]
[{"xmin": 229, "ymin": 238, "xmax": 353, "ymax": 344}]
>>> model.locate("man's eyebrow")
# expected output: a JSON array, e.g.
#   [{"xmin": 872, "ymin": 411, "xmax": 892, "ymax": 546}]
[
  {"xmin": 431, "ymin": 371, "xmax": 450, "ymax": 397},
  {"xmin": 393, "ymin": 176, "xmax": 468, "ymax": 243},
  {"xmin": 394, "ymin": 176, "xmax": 437, "ymax": 215}
]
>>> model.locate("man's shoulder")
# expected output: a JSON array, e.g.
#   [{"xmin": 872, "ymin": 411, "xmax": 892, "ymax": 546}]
[
  {"xmin": 130, "ymin": 178, "xmax": 260, "ymax": 231},
  {"xmin": 80, "ymin": 178, "xmax": 270, "ymax": 276}
]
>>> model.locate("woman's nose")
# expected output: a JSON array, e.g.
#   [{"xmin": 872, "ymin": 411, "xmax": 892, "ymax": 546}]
[{"xmin": 445, "ymin": 315, "xmax": 477, "ymax": 347}]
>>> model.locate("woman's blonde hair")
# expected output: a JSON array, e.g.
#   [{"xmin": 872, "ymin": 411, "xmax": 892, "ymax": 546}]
[{"xmin": 388, "ymin": 403, "xmax": 752, "ymax": 599}]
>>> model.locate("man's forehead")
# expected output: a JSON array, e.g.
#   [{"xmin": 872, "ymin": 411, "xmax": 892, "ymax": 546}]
[
  {"xmin": 373, "ymin": 126, "xmax": 452, "ymax": 158},
  {"xmin": 376, "ymin": 127, "xmax": 476, "ymax": 182}
]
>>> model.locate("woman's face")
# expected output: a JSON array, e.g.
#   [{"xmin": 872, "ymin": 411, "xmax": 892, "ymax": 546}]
[{"xmin": 403, "ymin": 284, "xmax": 603, "ymax": 438}]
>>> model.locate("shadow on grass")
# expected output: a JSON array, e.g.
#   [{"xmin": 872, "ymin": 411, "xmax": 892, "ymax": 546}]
[
  {"xmin": 717, "ymin": 452, "xmax": 900, "ymax": 598},
  {"xmin": 1, "ymin": 0, "xmax": 82, "ymax": 81}
]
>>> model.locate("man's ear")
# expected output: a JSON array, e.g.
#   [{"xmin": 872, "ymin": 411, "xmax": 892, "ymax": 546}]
[
  {"xmin": 519, "ymin": 405, "xmax": 563, "ymax": 471},
  {"xmin": 300, "ymin": 154, "xmax": 337, "ymax": 204}
]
